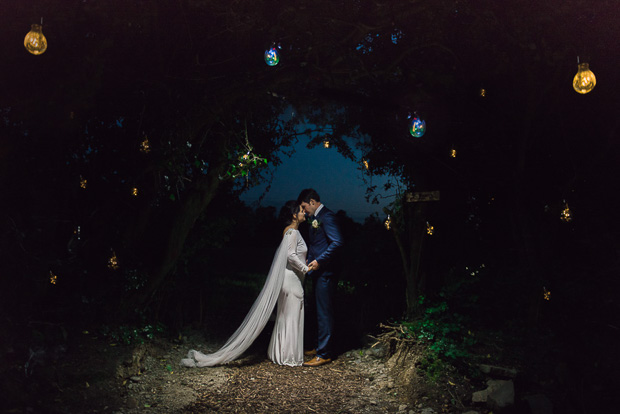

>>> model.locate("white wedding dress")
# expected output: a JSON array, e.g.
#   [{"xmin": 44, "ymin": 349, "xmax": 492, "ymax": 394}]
[{"xmin": 181, "ymin": 228, "xmax": 308, "ymax": 367}]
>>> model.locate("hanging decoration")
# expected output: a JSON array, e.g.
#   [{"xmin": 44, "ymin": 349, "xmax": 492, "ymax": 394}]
[
  {"xmin": 108, "ymin": 250, "xmax": 120, "ymax": 270},
  {"xmin": 450, "ymin": 148, "xmax": 457, "ymax": 158},
  {"xmin": 543, "ymin": 287, "xmax": 551, "ymax": 301},
  {"xmin": 479, "ymin": 88, "xmax": 487, "ymax": 98},
  {"xmin": 80, "ymin": 176, "xmax": 87, "ymax": 189},
  {"xmin": 560, "ymin": 201, "xmax": 572, "ymax": 222},
  {"xmin": 408, "ymin": 113, "xmax": 426, "ymax": 138},
  {"xmin": 384, "ymin": 215, "xmax": 392, "ymax": 230},
  {"xmin": 323, "ymin": 139, "xmax": 330, "ymax": 148},
  {"xmin": 222, "ymin": 125, "xmax": 268, "ymax": 181},
  {"xmin": 140, "ymin": 136, "xmax": 151, "ymax": 153},
  {"xmin": 49, "ymin": 271, "xmax": 57, "ymax": 285},
  {"xmin": 264, "ymin": 43, "xmax": 281, "ymax": 66},
  {"xmin": 426, "ymin": 221, "xmax": 434, "ymax": 235},
  {"xmin": 573, "ymin": 58, "xmax": 596, "ymax": 94},
  {"xmin": 24, "ymin": 22, "xmax": 48, "ymax": 55},
  {"xmin": 131, "ymin": 187, "xmax": 139, "ymax": 196},
  {"xmin": 362, "ymin": 159, "xmax": 369, "ymax": 170}
]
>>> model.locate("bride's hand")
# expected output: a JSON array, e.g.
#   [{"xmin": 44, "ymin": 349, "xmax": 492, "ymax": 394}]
[{"xmin": 308, "ymin": 260, "xmax": 319, "ymax": 271}]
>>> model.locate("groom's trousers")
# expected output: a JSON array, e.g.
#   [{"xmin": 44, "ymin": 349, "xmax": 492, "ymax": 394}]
[{"xmin": 314, "ymin": 273, "xmax": 335, "ymax": 359}]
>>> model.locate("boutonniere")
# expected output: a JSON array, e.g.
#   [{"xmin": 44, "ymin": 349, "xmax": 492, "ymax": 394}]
[{"xmin": 311, "ymin": 219, "xmax": 321, "ymax": 230}]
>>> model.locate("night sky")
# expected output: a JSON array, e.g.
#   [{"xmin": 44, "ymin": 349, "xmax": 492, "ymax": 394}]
[{"xmin": 240, "ymin": 134, "xmax": 393, "ymax": 222}]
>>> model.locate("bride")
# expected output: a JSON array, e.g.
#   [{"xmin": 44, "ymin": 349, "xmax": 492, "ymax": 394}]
[{"xmin": 181, "ymin": 200, "xmax": 312, "ymax": 367}]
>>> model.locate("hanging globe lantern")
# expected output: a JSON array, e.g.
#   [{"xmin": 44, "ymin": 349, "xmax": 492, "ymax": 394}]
[
  {"xmin": 573, "ymin": 62, "xmax": 596, "ymax": 94},
  {"xmin": 409, "ymin": 116, "xmax": 426, "ymax": 138},
  {"xmin": 264, "ymin": 45, "xmax": 280, "ymax": 66},
  {"xmin": 24, "ymin": 24, "xmax": 48, "ymax": 55}
]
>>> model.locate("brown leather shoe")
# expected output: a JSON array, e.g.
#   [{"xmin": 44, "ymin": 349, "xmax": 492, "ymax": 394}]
[
  {"xmin": 304, "ymin": 349, "xmax": 317, "ymax": 357},
  {"xmin": 302, "ymin": 356, "xmax": 332, "ymax": 367}
]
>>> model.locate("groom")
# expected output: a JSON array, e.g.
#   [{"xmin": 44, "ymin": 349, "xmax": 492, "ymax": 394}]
[{"xmin": 298, "ymin": 188, "xmax": 343, "ymax": 367}]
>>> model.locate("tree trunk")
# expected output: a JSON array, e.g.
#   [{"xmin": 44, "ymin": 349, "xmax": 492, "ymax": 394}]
[{"xmin": 393, "ymin": 198, "xmax": 429, "ymax": 319}]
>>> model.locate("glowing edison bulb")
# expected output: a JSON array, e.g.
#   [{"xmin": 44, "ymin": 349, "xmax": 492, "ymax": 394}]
[
  {"xmin": 108, "ymin": 250, "xmax": 120, "ymax": 270},
  {"xmin": 426, "ymin": 221, "xmax": 434, "ymax": 235},
  {"xmin": 573, "ymin": 62, "xmax": 596, "ymax": 94},
  {"xmin": 24, "ymin": 24, "xmax": 48, "ymax": 55},
  {"xmin": 384, "ymin": 215, "xmax": 392, "ymax": 230},
  {"xmin": 323, "ymin": 140, "xmax": 330, "ymax": 148},
  {"xmin": 560, "ymin": 203, "xmax": 572, "ymax": 222},
  {"xmin": 140, "ymin": 137, "xmax": 151, "ymax": 153}
]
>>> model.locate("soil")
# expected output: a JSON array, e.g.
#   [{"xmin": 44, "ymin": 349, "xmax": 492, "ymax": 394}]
[{"xmin": 3, "ymin": 329, "xmax": 483, "ymax": 414}]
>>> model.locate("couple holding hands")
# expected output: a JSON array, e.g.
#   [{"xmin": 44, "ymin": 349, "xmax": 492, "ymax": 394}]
[{"xmin": 181, "ymin": 188, "xmax": 343, "ymax": 368}]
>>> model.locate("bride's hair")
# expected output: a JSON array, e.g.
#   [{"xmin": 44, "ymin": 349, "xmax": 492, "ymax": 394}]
[{"xmin": 279, "ymin": 200, "xmax": 301, "ymax": 226}]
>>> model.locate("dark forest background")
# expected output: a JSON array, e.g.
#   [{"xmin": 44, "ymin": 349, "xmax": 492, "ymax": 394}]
[{"xmin": 1, "ymin": 1, "xmax": 619, "ymax": 411}]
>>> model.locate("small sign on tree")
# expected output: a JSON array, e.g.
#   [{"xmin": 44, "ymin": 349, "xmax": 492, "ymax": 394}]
[{"xmin": 405, "ymin": 191, "xmax": 440, "ymax": 203}]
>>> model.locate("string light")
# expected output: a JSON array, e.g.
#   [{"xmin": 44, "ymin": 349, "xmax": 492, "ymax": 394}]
[
  {"xmin": 363, "ymin": 159, "xmax": 369, "ymax": 170},
  {"xmin": 450, "ymin": 148, "xmax": 457, "ymax": 158},
  {"xmin": 24, "ymin": 23, "xmax": 47, "ymax": 55},
  {"xmin": 384, "ymin": 215, "xmax": 392, "ymax": 230},
  {"xmin": 426, "ymin": 221, "xmax": 434, "ymax": 235},
  {"xmin": 80, "ymin": 176, "xmax": 87, "ymax": 189},
  {"xmin": 573, "ymin": 58, "xmax": 596, "ymax": 94},
  {"xmin": 560, "ymin": 202, "xmax": 572, "ymax": 222},
  {"xmin": 323, "ymin": 139, "xmax": 330, "ymax": 148},
  {"xmin": 543, "ymin": 287, "xmax": 551, "ymax": 301},
  {"xmin": 49, "ymin": 271, "xmax": 57, "ymax": 284},
  {"xmin": 479, "ymin": 88, "xmax": 487, "ymax": 97},
  {"xmin": 140, "ymin": 136, "xmax": 151, "ymax": 153},
  {"xmin": 132, "ymin": 187, "xmax": 139, "ymax": 196},
  {"xmin": 108, "ymin": 250, "xmax": 120, "ymax": 270}
]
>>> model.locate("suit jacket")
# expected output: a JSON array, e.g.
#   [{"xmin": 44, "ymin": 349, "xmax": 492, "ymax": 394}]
[{"xmin": 307, "ymin": 206, "xmax": 343, "ymax": 275}]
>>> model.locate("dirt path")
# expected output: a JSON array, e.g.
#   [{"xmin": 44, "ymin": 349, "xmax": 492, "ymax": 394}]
[
  {"xmin": 8, "ymin": 331, "xmax": 415, "ymax": 414},
  {"xmin": 121, "ymin": 336, "xmax": 409, "ymax": 413}
]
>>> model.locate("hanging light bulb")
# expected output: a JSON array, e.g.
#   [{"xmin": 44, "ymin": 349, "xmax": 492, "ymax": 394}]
[
  {"xmin": 543, "ymin": 286, "xmax": 551, "ymax": 301},
  {"xmin": 264, "ymin": 44, "xmax": 280, "ymax": 66},
  {"xmin": 140, "ymin": 136, "xmax": 151, "ymax": 153},
  {"xmin": 409, "ymin": 114, "xmax": 426, "ymax": 138},
  {"xmin": 384, "ymin": 215, "xmax": 392, "ymax": 230},
  {"xmin": 479, "ymin": 88, "xmax": 487, "ymax": 97},
  {"xmin": 131, "ymin": 187, "xmax": 139, "ymax": 196},
  {"xmin": 49, "ymin": 270, "xmax": 58, "ymax": 285},
  {"xmin": 80, "ymin": 176, "xmax": 88, "ymax": 189},
  {"xmin": 573, "ymin": 59, "xmax": 596, "ymax": 94},
  {"xmin": 108, "ymin": 250, "xmax": 120, "ymax": 270},
  {"xmin": 560, "ymin": 202, "xmax": 572, "ymax": 222},
  {"xmin": 426, "ymin": 221, "xmax": 434, "ymax": 235},
  {"xmin": 363, "ymin": 159, "xmax": 369, "ymax": 170},
  {"xmin": 24, "ymin": 23, "xmax": 48, "ymax": 55},
  {"xmin": 450, "ymin": 148, "xmax": 457, "ymax": 158},
  {"xmin": 323, "ymin": 139, "xmax": 330, "ymax": 148}
]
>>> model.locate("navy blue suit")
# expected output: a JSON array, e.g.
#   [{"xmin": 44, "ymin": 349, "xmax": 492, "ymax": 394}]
[{"xmin": 307, "ymin": 206, "xmax": 343, "ymax": 359}]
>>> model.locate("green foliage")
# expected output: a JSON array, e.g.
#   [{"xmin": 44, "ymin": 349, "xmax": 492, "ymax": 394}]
[
  {"xmin": 399, "ymin": 296, "xmax": 476, "ymax": 381},
  {"xmin": 99, "ymin": 323, "xmax": 166, "ymax": 345}
]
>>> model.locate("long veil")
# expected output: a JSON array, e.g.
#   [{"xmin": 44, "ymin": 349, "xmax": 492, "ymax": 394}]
[{"xmin": 180, "ymin": 236, "xmax": 288, "ymax": 367}]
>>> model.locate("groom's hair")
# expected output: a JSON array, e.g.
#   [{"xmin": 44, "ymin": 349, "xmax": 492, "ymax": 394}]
[{"xmin": 298, "ymin": 188, "xmax": 320, "ymax": 203}]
